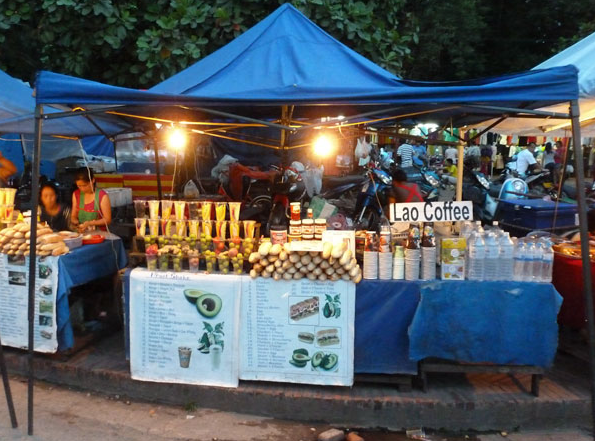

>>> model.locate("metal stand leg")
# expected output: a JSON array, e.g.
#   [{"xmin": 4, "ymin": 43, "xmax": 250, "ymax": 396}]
[{"xmin": 0, "ymin": 336, "xmax": 18, "ymax": 428}]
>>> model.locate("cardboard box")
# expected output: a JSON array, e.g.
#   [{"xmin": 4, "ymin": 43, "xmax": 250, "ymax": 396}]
[{"xmin": 441, "ymin": 237, "xmax": 466, "ymax": 280}]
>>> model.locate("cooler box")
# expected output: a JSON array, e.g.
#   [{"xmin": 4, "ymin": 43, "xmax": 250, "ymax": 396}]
[{"xmin": 498, "ymin": 199, "xmax": 578, "ymax": 230}]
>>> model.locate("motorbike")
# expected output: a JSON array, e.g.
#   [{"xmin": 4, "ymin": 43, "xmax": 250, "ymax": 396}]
[
  {"xmin": 462, "ymin": 160, "xmax": 528, "ymax": 223},
  {"xmin": 400, "ymin": 165, "xmax": 440, "ymax": 202},
  {"xmin": 266, "ymin": 165, "xmax": 308, "ymax": 235},
  {"xmin": 352, "ymin": 163, "xmax": 393, "ymax": 230}
]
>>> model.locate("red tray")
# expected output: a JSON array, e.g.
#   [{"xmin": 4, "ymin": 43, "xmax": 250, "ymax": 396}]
[{"xmin": 82, "ymin": 235, "xmax": 105, "ymax": 245}]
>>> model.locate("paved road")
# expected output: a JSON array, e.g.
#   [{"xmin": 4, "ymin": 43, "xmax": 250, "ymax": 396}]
[{"xmin": 0, "ymin": 377, "xmax": 591, "ymax": 440}]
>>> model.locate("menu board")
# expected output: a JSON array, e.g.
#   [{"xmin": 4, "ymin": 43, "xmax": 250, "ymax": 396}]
[
  {"xmin": 129, "ymin": 269, "xmax": 241, "ymax": 388},
  {"xmin": 239, "ymin": 276, "xmax": 355, "ymax": 386},
  {"xmin": 0, "ymin": 255, "xmax": 59, "ymax": 353}
]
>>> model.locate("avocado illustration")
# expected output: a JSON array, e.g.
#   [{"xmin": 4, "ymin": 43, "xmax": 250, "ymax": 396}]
[
  {"xmin": 293, "ymin": 348, "xmax": 309, "ymax": 356},
  {"xmin": 322, "ymin": 353, "xmax": 338, "ymax": 370},
  {"xmin": 196, "ymin": 293, "xmax": 222, "ymax": 318},
  {"xmin": 292, "ymin": 352, "xmax": 311, "ymax": 363},
  {"xmin": 184, "ymin": 289, "xmax": 206, "ymax": 304},
  {"xmin": 311, "ymin": 351, "xmax": 324, "ymax": 368},
  {"xmin": 289, "ymin": 359, "xmax": 307, "ymax": 368}
]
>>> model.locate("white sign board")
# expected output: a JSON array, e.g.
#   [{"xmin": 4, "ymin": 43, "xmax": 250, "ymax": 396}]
[
  {"xmin": 129, "ymin": 269, "xmax": 241, "ymax": 388},
  {"xmin": 240, "ymin": 276, "xmax": 355, "ymax": 386},
  {"xmin": 0, "ymin": 255, "xmax": 59, "ymax": 352},
  {"xmin": 390, "ymin": 201, "xmax": 473, "ymax": 223}
]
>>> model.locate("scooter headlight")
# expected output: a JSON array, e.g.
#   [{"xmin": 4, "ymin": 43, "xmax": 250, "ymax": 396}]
[
  {"xmin": 378, "ymin": 173, "xmax": 392, "ymax": 185},
  {"xmin": 477, "ymin": 175, "xmax": 490, "ymax": 190},
  {"xmin": 513, "ymin": 180, "xmax": 526, "ymax": 192},
  {"xmin": 425, "ymin": 174, "xmax": 440, "ymax": 188}
]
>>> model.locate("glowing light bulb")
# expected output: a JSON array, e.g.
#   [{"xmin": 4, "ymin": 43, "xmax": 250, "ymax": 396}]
[
  {"xmin": 168, "ymin": 128, "xmax": 187, "ymax": 151},
  {"xmin": 313, "ymin": 134, "xmax": 334, "ymax": 157}
]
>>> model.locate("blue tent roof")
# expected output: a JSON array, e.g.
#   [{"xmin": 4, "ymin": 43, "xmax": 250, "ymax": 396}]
[
  {"xmin": 0, "ymin": 69, "xmax": 129, "ymax": 136},
  {"xmin": 149, "ymin": 3, "xmax": 401, "ymax": 98}
]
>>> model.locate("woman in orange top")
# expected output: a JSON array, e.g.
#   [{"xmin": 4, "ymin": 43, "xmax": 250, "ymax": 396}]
[{"xmin": 70, "ymin": 168, "xmax": 112, "ymax": 233}]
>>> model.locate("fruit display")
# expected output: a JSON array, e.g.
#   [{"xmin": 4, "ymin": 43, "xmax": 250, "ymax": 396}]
[
  {"xmin": 248, "ymin": 241, "xmax": 362, "ymax": 283},
  {"xmin": 0, "ymin": 223, "xmax": 70, "ymax": 257}
]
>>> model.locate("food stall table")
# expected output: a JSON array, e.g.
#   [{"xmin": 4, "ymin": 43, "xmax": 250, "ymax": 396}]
[{"xmin": 56, "ymin": 238, "xmax": 128, "ymax": 350}]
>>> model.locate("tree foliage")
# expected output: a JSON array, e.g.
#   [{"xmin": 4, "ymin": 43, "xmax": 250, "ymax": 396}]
[
  {"xmin": 1, "ymin": 0, "xmax": 594, "ymax": 87},
  {"xmin": 0, "ymin": 0, "xmax": 417, "ymax": 87}
]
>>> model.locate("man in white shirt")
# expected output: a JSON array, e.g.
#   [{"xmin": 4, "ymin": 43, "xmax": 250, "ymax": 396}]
[
  {"xmin": 397, "ymin": 141, "xmax": 415, "ymax": 167},
  {"xmin": 444, "ymin": 145, "xmax": 458, "ymax": 164},
  {"xmin": 516, "ymin": 142, "xmax": 539, "ymax": 175}
]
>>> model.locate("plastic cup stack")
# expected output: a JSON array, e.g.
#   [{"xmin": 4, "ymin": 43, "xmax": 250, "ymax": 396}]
[
  {"xmin": 404, "ymin": 248, "xmax": 420, "ymax": 281},
  {"xmin": 378, "ymin": 252, "xmax": 392, "ymax": 280},
  {"xmin": 363, "ymin": 251, "xmax": 378, "ymax": 279},
  {"xmin": 393, "ymin": 246, "xmax": 405, "ymax": 279},
  {"xmin": 421, "ymin": 247, "xmax": 437, "ymax": 280}
]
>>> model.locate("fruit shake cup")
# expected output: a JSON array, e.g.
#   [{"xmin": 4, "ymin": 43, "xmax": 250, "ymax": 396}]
[
  {"xmin": 188, "ymin": 219, "xmax": 200, "ymax": 237},
  {"xmin": 4, "ymin": 188, "xmax": 16, "ymax": 206},
  {"xmin": 215, "ymin": 220, "xmax": 227, "ymax": 240},
  {"xmin": 202, "ymin": 220, "xmax": 213, "ymax": 237},
  {"xmin": 201, "ymin": 201, "xmax": 213, "ymax": 221},
  {"xmin": 0, "ymin": 189, "xmax": 5, "ymax": 206},
  {"xmin": 146, "ymin": 253, "xmax": 158, "ymax": 271},
  {"xmin": 229, "ymin": 221, "xmax": 240, "ymax": 238},
  {"xmin": 175, "ymin": 220, "xmax": 187, "ymax": 237},
  {"xmin": 210, "ymin": 344, "xmax": 222, "ymax": 370},
  {"xmin": 228, "ymin": 202, "xmax": 241, "ymax": 222},
  {"xmin": 243, "ymin": 220, "xmax": 256, "ymax": 239},
  {"xmin": 178, "ymin": 347, "xmax": 192, "ymax": 368},
  {"xmin": 4, "ymin": 205, "xmax": 14, "ymax": 221},
  {"xmin": 134, "ymin": 200, "xmax": 147, "ymax": 218},
  {"xmin": 161, "ymin": 200, "xmax": 173, "ymax": 220},
  {"xmin": 135, "ymin": 218, "xmax": 147, "ymax": 237},
  {"xmin": 188, "ymin": 202, "xmax": 200, "ymax": 219},
  {"xmin": 148, "ymin": 218, "xmax": 160, "ymax": 237},
  {"xmin": 161, "ymin": 218, "xmax": 173, "ymax": 237},
  {"xmin": 148, "ymin": 200, "xmax": 160, "ymax": 219},
  {"xmin": 174, "ymin": 200, "xmax": 186, "ymax": 220},
  {"xmin": 215, "ymin": 202, "xmax": 227, "ymax": 221}
]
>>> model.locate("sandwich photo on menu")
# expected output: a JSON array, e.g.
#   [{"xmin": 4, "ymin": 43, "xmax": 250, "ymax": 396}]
[
  {"xmin": 289, "ymin": 297, "xmax": 319, "ymax": 321},
  {"xmin": 316, "ymin": 328, "xmax": 340, "ymax": 347}
]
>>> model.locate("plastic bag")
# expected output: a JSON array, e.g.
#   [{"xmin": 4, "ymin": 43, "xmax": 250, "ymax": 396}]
[
  {"xmin": 301, "ymin": 165, "xmax": 323, "ymax": 197},
  {"xmin": 355, "ymin": 137, "xmax": 372, "ymax": 159},
  {"xmin": 183, "ymin": 180, "xmax": 200, "ymax": 199},
  {"xmin": 211, "ymin": 154, "xmax": 238, "ymax": 184}
]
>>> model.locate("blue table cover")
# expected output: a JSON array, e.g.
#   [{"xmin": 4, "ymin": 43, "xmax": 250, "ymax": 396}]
[
  {"xmin": 57, "ymin": 239, "xmax": 128, "ymax": 350},
  {"xmin": 408, "ymin": 281, "xmax": 563, "ymax": 368},
  {"xmin": 354, "ymin": 280, "xmax": 420, "ymax": 374}
]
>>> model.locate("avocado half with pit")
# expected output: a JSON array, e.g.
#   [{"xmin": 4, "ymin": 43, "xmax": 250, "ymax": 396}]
[
  {"xmin": 196, "ymin": 293, "xmax": 222, "ymax": 318},
  {"xmin": 184, "ymin": 289, "xmax": 206, "ymax": 305}
]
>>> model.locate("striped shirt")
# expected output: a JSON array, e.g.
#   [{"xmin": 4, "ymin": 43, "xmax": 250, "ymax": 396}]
[{"xmin": 397, "ymin": 143, "xmax": 415, "ymax": 167}]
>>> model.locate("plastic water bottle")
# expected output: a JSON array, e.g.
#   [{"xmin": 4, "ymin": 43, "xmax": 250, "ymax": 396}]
[
  {"xmin": 513, "ymin": 242, "xmax": 526, "ymax": 282},
  {"xmin": 483, "ymin": 233, "xmax": 499, "ymax": 281},
  {"xmin": 526, "ymin": 242, "xmax": 541, "ymax": 282},
  {"xmin": 468, "ymin": 232, "xmax": 485, "ymax": 281},
  {"xmin": 498, "ymin": 232, "xmax": 515, "ymax": 281},
  {"xmin": 540, "ymin": 240, "xmax": 554, "ymax": 283}
]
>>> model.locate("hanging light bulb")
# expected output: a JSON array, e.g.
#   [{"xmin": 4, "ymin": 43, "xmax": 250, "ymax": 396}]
[
  {"xmin": 313, "ymin": 133, "xmax": 335, "ymax": 158},
  {"xmin": 167, "ymin": 127, "xmax": 187, "ymax": 151}
]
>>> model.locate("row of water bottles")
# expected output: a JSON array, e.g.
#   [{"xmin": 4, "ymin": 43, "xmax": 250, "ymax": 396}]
[{"xmin": 462, "ymin": 221, "xmax": 553, "ymax": 283}]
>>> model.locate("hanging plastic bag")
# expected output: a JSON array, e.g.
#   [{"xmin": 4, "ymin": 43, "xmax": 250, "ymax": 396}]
[
  {"xmin": 354, "ymin": 137, "xmax": 372, "ymax": 159},
  {"xmin": 183, "ymin": 180, "xmax": 200, "ymax": 199}
]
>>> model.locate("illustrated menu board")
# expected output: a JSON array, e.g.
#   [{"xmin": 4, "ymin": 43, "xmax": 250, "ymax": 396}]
[
  {"xmin": 129, "ymin": 269, "xmax": 241, "ymax": 388},
  {"xmin": 239, "ymin": 276, "xmax": 355, "ymax": 386},
  {"xmin": 0, "ymin": 255, "xmax": 59, "ymax": 353}
]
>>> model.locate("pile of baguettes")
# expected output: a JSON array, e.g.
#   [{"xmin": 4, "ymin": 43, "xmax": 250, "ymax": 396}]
[
  {"xmin": 248, "ymin": 241, "xmax": 362, "ymax": 283},
  {"xmin": 0, "ymin": 223, "xmax": 69, "ymax": 257}
]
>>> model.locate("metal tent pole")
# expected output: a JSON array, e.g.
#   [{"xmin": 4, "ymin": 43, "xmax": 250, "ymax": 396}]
[
  {"xmin": 0, "ymin": 332, "xmax": 17, "ymax": 428},
  {"xmin": 569, "ymin": 100, "xmax": 595, "ymax": 438},
  {"xmin": 27, "ymin": 104, "xmax": 43, "ymax": 435},
  {"xmin": 154, "ymin": 139, "xmax": 163, "ymax": 200}
]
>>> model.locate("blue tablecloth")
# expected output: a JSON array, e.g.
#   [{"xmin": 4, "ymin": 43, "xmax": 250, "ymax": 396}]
[
  {"xmin": 354, "ymin": 280, "xmax": 420, "ymax": 374},
  {"xmin": 408, "ymin": 281, "xmax": 563, "ymax": 368},
  {"xmin": 57, "ymin": 239, "xmax": 128, "ymax": 350}
]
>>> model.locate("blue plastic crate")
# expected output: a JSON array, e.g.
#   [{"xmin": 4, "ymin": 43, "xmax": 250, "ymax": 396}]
[{"xmin": 498, "ymin": 199, "xmax": 578, "ymax": 230}]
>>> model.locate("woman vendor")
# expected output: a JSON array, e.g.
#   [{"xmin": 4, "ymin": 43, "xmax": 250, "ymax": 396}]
[
  {"xmin": 71, "ymin": 168, "xmax": 112, "ymax": 233},
  {"xmin": 40, "ymin": 182, "xmax": 71, "ymax": 231}
]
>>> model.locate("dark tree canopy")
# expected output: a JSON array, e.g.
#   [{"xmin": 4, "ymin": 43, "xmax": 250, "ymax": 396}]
[{"xmin": 0, "ymin": 0, "xmax": 594, "ymax": 87}]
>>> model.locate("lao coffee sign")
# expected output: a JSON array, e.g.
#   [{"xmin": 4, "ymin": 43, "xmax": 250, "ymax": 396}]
[{"xmin": 390, "ymin": 201, "xmax": 473, "ymax": 223}]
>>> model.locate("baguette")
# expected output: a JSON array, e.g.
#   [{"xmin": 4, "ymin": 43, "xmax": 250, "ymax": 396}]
[
  {"xmin": 52, "ymin": 245, "xmax": 69, "ymax": 256},
  {"xmin": 38, "ymin": 234, "xmax": 62, "ymax": 244},
  {"xmin": 41, "ymin": 241, "xmax": 64, "ymax": 251}
]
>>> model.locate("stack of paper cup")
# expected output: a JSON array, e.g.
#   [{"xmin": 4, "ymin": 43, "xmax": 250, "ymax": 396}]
[
  {"xmin": 363, "ymin": 251, "xmax": 378, "ymax": 279},
  {"xmin": 405, "ymin": 248, "xmax": 420, "ymax": 281},
  {"xmin": 393, "ymin": 256, "xmax": 405, "ymax": 279},
  {"xmin": 378, "ymin": 252, "xmax": 392, "ymax": 280},
  {"xmin": 421, "ymin": 246, "xmax": 437, "ymax": 280}
]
